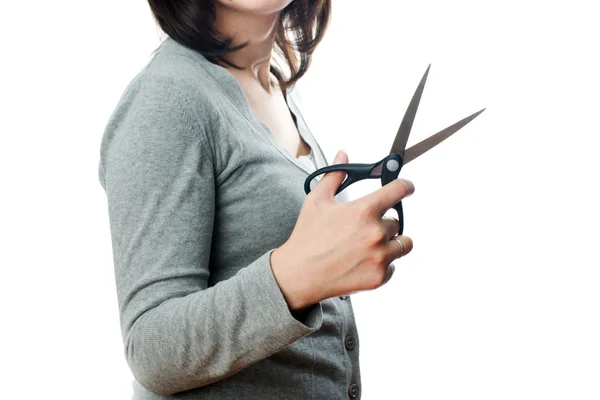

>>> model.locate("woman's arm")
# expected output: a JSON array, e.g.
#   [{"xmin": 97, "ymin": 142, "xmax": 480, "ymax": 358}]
[{"xmin": 99, "ymin": 76, "xmax": 323, "ymax": 396}]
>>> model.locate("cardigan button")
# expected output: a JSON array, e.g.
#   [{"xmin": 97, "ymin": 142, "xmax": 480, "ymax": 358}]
[
  {"xmin": 348, "ymin": 383, "xmax": 360, "ymax": 398},
  {"xmin": 345, "ymin": 335, "xmax": 355, "ymax": 350}
]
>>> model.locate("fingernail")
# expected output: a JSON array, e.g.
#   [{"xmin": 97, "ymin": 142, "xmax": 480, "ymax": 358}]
[
  {"xmin": 398, "ymin": 178, "xmax": 415, "ymax": 197},
  {"xmin": 333, "ymin": 150, "xmax": 344, "ymax": 163}
]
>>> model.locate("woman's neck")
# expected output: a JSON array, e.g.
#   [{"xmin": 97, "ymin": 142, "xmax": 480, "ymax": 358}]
[{"xmin": 214, "ymin": 5, "xmax": 281, "ymax": 93}]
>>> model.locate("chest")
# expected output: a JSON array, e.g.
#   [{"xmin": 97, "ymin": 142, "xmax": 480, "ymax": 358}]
[
  {"xmin": 244, "ymin": 86, "xmax": 311, "ymax": 158},
  {"xmin": 204, "ymin": 85, "xmax": 343, "ymax": 285},
  {"xmin": 208, "ymin": 133, "xmax": 309, "ymax": 283}
]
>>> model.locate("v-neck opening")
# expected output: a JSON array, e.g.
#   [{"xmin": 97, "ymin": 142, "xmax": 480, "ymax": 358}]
[
  {"xmin": 286, "ymin": 91, "xmax": 328, "ymax": 166},
  {"xmin": 252, "ymin": 90, "xmax": 318, "ymax": 174},
  {"xmin": 284, "ymin": 95, "xmax": 313, "ymax": 159},
  {"xmin": 180, "ymin": 45, "xmax": 323, "ymax": 175},
  {"xmin": 245, "ymin": 87, "xmax": 320, "ymax": 174}
]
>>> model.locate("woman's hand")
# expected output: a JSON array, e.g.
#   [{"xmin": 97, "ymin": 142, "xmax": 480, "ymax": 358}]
[{"xmin": 271, "ymin": 150, "xmax": 414, "ymax": 311}]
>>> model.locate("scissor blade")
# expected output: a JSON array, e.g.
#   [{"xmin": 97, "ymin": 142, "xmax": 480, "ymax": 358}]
[
  {"xmin": 402, "ymin": 108, "xmax": 486, "ymax": 165},
  {"xmin": 389, "ymin": 64, "xmax": 431, "ymax": 158}
]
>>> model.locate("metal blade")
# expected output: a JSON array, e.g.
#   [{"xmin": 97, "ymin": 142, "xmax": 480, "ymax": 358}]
[
  {"xmin": 402, "ymin": 108, "xmax": 486, "ymax": 165},
  {"xmin": 389, "ymin": 64, "xmax": 431, "ymax": 158}
]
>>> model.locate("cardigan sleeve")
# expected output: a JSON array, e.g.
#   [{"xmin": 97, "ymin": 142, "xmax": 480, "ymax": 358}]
[{"xmin": 98, "ymin": 75, "xmax": 322, "ymax": 396}]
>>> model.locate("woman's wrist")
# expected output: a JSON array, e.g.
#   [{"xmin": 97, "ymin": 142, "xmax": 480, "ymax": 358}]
[{"xmin": 270, "ymin": 246, "xmax": 317, "ymax": 311}]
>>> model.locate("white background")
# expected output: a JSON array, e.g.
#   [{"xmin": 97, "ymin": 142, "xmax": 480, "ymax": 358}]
[{"xmin": 1, "ymin": 1, "xmax": 599, "ymax": 399}]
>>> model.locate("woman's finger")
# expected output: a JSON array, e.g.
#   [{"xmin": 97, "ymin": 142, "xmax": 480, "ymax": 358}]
[
  {"xmin": 385, "ymin": 235, "xmax": 413, "ymax": 261},
  {"xmin": 382, "ymin": 263, "xmax": 396, "ymax": 285},
  {"xmin": 381, "ymin": 217, "xmax": 400, "ymax": 241}
]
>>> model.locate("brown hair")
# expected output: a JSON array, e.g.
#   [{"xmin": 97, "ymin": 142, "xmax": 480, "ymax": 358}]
[{"xmin": 147, "ymin": 0, "xmax": 331, "ymax": 92}]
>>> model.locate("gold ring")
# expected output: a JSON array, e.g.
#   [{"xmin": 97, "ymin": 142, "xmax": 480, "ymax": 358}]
[{"xmin": 396, "ymin": 237, "xmax": 405, "ymax": 257}]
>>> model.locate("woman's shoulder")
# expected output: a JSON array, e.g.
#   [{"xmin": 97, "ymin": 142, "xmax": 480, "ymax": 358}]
[
  {"xmin": 118, "ymin": 37, "xmax": 224, "ymax": 110},
  {"xmin": 103, "ymin": 36, "xmax": 238, "ymax": 151}
]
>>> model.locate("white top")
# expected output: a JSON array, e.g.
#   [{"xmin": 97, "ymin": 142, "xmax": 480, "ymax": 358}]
[
  {"xmin": 295, "ymin": 148, "xmax": 318, "ymax": 172},
  {"xmin": 287, "ymin": 90, "xmax": 320, "ymax": 173}
]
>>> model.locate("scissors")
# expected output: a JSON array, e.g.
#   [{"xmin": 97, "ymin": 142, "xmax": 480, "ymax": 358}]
[{"xmin": 304, "ymin": 64, "xmax": 486, "ymax": 235}]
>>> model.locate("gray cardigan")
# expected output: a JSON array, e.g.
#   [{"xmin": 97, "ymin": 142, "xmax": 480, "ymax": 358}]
[{"xmin": 98, "ymin": 37, "xmax": 361, "ymax": 399}]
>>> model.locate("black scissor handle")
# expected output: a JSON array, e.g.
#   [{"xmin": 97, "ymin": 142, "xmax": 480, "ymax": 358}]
[
  {"xmin": 303, "ymin": 162, "xmax": 380, "ymax": 195},
  {"xmin": 303, "ymin": 154, "xmax": 405, "ymax": 234},
  {"xmin": 380, "ymin": 154, "xmax": 405, "ymax": 235}
]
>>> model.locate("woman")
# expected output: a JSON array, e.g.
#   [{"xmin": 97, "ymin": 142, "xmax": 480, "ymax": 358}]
[{"xmin": 98, "ymin": 0, "xmax": 415, "ymax": 398}]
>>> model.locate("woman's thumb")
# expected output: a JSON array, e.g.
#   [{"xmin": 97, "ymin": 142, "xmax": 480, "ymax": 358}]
[
  {"xmin": 333, "ymin": 149, "xmax": 347, "ymax": 164},
  {"xmin": 313, "ymin": 150, "xmax": 348, "ymax": 197}
]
